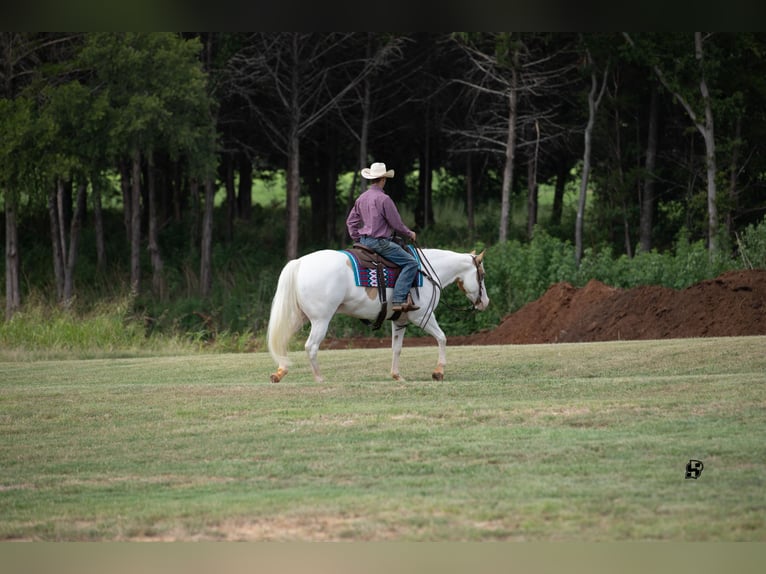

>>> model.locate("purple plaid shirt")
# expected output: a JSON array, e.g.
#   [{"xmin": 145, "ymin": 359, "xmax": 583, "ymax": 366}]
[{"xmin": 346, "ymin": 185, "xmax": 413, "ymax": 242}]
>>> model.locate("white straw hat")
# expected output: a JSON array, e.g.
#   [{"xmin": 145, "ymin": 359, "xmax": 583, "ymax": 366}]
[{"xmin": 361, "ymin": 162, "xmax": 395, "ymax": 179}]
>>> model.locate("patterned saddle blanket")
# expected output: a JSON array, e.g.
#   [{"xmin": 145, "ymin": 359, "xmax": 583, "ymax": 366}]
[{"xmin": 340, "ymin": 244, "xmax": 422, "ymax": 288}]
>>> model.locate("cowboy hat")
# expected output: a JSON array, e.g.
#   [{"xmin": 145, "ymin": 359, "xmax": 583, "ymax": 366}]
[{"xmin": 361, "ymin": 162, "xmax": 395, "ymax": 179}]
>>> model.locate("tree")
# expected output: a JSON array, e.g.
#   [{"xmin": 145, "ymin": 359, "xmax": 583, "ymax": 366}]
[
  {"xmin": 227, "ymin": 33, "xmax": 377, "ymax": 259},
  {"xmin": 335, "ymin": 33, "xmax": 411, "ymax": 211},
  {"xmin": 1, "ymin": 33, "xmax": 76, "ymax": 318},
  {"xmin": 0, "ymin": 96, "xmax": 29, "ymax": 319},
  {"xmin": 450, "ymin": 33, "xmax": 579, "ymax": 243},
  {"xmin": 624, "ymin": 33, "xmax": 720, "ymax": 255},
  {"xmin": 80, "ymin": 33, "xmax": 217, "ymax": 296},
  {"xmin": 575, "ymin": 44, "xmax": 609, "ymax": 266},
  {"xmin": 38, "ymin": 78, "xmax": 112, "ymax": 305},
  {"xmin": 452, "ymin": 33, "xmax": 521, "ymax": 243},
  {"xmin": 639, "ymin": 86, "xmax": 659, "ymax": 253}
]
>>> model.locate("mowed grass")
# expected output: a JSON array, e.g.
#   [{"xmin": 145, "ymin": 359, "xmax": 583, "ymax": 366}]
[{"xmin": 1, "ymin": 337, "xmax": 764, "ymax": 541}]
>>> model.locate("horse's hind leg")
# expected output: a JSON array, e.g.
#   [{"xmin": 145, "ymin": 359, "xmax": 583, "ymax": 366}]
[
  {"xmin": 270, "ymin": 366, "xmax": 288, "ymax": 383},
  {"xmin": 391, "ymin": 321, "xmax": 407, "ymax": 381},
  {"xmin": 305, "ymin": 318, "xmax": 331, "ymax": 383}
]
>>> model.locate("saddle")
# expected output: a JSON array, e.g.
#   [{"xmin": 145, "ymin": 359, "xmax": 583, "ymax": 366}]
[
  {"xmin": 342, "ymin": 243, "xmax": 419, "ymax": 330},
  {"xmin": 350, "ymin": 242, "xmax": 399, "ymax": 272}
]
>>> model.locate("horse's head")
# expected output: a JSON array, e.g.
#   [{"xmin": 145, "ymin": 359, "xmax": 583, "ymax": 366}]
[{"xmin": 456, "ymin": 250, "xmax": 490, "ymax": 311}]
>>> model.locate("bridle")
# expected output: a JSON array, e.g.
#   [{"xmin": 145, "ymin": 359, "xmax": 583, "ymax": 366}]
[
  {"xmin": 467, "ymin": 254, "xmax": 486, "ymax": 308},
  {"xmin": 414, "ymin": 244, "xmax": 486, "ymax": 316}
]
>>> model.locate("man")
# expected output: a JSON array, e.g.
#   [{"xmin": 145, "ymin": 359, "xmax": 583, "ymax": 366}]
[{"xmin": 346, "ymin": 162, "xmax": 420, "ymax": 312}]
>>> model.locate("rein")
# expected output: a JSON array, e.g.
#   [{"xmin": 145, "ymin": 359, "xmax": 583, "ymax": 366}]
[{"xmin": 413, "ymin": 242, "xmax": 485, "ymax": 315}]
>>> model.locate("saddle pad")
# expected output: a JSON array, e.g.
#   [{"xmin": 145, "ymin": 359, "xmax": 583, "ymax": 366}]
[{"xmin": 340, "ymin": 246, "xmax": 423, "ymax": 288}]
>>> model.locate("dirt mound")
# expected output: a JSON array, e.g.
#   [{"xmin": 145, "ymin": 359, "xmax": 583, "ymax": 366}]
[
  {"xmin": 322, "ymin": 269, "xmax": 766, "ymax": 348},
  {"xmin": 478, "ymin": 269, "xmax": 766, "ymax": 344}
]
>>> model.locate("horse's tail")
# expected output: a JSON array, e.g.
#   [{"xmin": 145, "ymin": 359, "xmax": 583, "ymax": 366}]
[{"xmin": 267, "ymin": 258, "xmax": 304, "ymax": 374}]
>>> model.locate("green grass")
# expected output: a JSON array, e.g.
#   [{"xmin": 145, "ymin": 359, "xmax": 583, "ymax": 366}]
[{"xmin": 1, "ymin": 337, "xmax": 764, "ymax": 541}]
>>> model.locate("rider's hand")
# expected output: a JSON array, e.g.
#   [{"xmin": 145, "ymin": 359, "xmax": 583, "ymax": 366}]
[{"xmin": 411, "ymin": 232, "xmax": 417, "ymax": 242}]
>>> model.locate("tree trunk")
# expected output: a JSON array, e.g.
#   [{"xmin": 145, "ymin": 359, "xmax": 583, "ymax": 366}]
[
  {"xmin": 639, "ymin": 87, "xmax": 658, "ymax": 253},
  {"xmin": 146, "ymin": 151, "xmax": 165, "ymax": 298},
  {"xmin": 130, "ymin": 149, "xmax": 142, "ymax": 295},
  {"xmin": 283, "ymin": 46, "xmax": 303, "ymax": 261},
  {"xmin": 120, "ymin": 160, "xmax": 131, "ymax": 243},
  {"xmin": 417, "ymin": 136, "xmax": 433, "ymax": 230},
  {"xmin": 627, "ymin": 32, "xmax": 718, "ymax": 256},
  {"xmin": 726, "ymin": 115, "xmax": 741, "ymax": 236},
  {"xmin": 62, "ymin": 181, "xmax": 87, "ymax": 306},
  {"xmin": 348, "ymin": 32, "xmax": 378, "ymax": 211},
  {"xmin": 92, "ymin": 174, "xmax": 106, "ymax": 270},
  {"xmin": 575, "ymin": 121, "xmax": 592, "ymax": 266},
  {"xmin": 696, "ymin": 32, "xmax": 718, "ymax": 255},
  {"xmin": 238, "ymin": 152, "xmax": 253, "ymax": 221},
  {"xmin": 223, "ymin": 153, "xmax": 236, "ymax": 242},
  {"xmin": 48, "ymin": 185, "xmax": 65, "ymax": 301},
  {"xmin": 499, "ymin": 69, "xmax": 518, "ymax": 243},
  {"xmin": 5, "ymin": 190, "xmax": 21, "ymax": 320},
  {"xmin": 355, "ymin": 76, "xmax": 371, "ymax": 204},
  {"xmin": 526, "ymin": 120, "xmax": 540, "ymax": 239},
  {"xmin": 416, "ymin": 101, "xmax": 433, "ymax": 230},
  {"xmin": 466, "ymin": 153, "xmax": 475, "ymax": 242},
  {"xmin": 56, "ymin": 179, "xmax": 69, "ymax": 269},
  {"xmin": 576, "ymin": 51, "xmax": 608, "ymax": 266},
  {"xmin": 526, "ymin": 160, "xmax": 538, "ymax": 240},
  {"xmin": 623, "ymin": 199, "xmax": 633, "ymax": 259},
  {"xmin": 200, "ymin": 178, "xmax": 215, "ymax": 298},
  {"xmin": 612, "ymin": 98, "xmax": 632, "ymax": 258},
  {"xmin": 286, "ymin": 128, "xmax": 301, "ymax": 260},
  {"xmin": 346, "ymin": 75, "xmax": 371, "ymax": 226}
]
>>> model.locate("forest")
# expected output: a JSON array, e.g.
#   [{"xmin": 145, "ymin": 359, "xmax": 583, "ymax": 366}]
[{"xmin": 2, "ymin": 32, "xmax": 766, "ymax": 344}]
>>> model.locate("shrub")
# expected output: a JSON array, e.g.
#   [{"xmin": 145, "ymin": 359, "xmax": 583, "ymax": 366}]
[{"xmin": 736, "ymin": 216, "xmax": 766, "ymax": 269}]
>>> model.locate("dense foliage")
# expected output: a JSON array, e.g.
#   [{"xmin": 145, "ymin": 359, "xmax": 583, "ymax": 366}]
[
  {"xmin": 3, "ymin": 201, "xmax": 765, "ymax": 352},
  {"xmin": 2, "ymin": 33, "xmax": 766, "ymax": 348}
]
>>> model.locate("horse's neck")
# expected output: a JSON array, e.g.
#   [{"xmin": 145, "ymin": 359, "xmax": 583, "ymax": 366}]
[{"xmin": 422, "ymin": 249, "xmax": 470, "ymax": 286}]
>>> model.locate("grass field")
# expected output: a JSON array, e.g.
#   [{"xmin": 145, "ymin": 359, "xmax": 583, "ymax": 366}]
[{"xmin": 1, "ymin": 337, "xmax": 764, "ymax": 541}]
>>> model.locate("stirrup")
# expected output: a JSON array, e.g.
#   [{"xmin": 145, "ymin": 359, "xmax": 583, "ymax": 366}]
[{"xmin": 392, "ymin": 295, "xmax": 420, "ymax": 313}]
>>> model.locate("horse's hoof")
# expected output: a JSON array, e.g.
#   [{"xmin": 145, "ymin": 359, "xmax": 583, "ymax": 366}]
[
  {"xmin": 392, "ymin": 374, "xmax": 405, "ymax": 382},
  {"xmin": 271, "ymin": 367, "xmax": 288, "ymax": 383},
  {"xmin": 432, "ymin": 372, "xmax": 444, "ymax": 382}
]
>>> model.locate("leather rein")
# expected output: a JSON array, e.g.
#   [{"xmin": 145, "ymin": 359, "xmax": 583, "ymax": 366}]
[{"xmin": 414, "ymin": 243, "xmax": 485, "ymax": 313}]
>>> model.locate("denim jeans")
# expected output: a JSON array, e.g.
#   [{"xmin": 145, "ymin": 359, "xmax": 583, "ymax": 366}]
[{"xmin": 359, "ymin": 237, "xmax": 419, "ymax": 303}]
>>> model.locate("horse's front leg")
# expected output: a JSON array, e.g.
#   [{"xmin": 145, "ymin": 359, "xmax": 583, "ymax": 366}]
[
  {"xmin": 390, "ymin": 321, "xmax": 407, "ymax": 381},
  {"xmin": 421, "ymin": 314, "xmax": 447, "ymax": 381}
]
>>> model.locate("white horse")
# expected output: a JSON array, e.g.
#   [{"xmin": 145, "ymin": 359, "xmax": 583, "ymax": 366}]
[{"xmin": 267, "ymin": 247, "xmax": 489, "ymax": 383}]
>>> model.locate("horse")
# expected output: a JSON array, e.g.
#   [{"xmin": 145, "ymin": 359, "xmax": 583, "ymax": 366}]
[{"xmin": 266, "ymin": 246, "xmax": 489, "ymax": 383}]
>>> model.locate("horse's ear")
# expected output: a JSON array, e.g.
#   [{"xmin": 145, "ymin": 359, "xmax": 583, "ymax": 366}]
[
  {"xmin": 470, "ymin": 249, "xmax": 476, "ymax": 256},
  {"xmin": 476, "ymin": 250, "xmax": 485, "ymax": 264}
]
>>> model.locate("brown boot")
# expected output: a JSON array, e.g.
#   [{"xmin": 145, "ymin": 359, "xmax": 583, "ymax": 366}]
[
  {"xmin": 406, "ymin": 294, "xmax": 420, "ymax": 311},
  {"xmin": 392, "ymin": 294, "xmax": 420, "ymax": 313}
]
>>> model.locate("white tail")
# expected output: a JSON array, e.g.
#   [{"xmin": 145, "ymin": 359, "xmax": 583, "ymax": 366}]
[{"xmin": 267, "ymin": 258, "xmax": 304, "ymax": 371}]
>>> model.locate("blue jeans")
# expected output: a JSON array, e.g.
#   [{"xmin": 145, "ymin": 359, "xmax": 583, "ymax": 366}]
[{"xmin": 359, "ymin": 237, "xmax": 419, "ymax": 303}]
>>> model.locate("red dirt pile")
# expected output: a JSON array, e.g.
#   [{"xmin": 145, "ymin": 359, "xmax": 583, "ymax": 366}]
[
  {"xmin": 474, "ymin": 269, "xmax": 766, "ymax": 344},
  {"xmin": 323, "ymin": 269, "xmax": 766, "ymax": 348}
]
